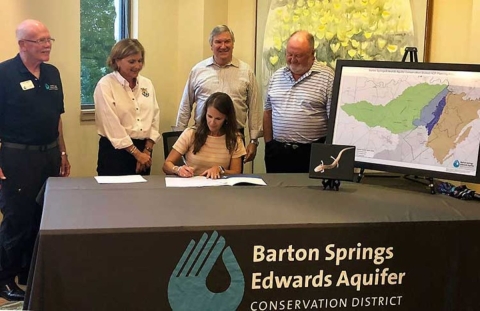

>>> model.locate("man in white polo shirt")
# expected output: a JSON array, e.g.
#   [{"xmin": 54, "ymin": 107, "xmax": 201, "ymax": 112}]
[{"xmin": 263, "ymin": 30, "xmax": 334, "ymax": 173}]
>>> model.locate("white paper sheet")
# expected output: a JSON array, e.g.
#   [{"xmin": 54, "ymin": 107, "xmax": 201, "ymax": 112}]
[{"xmin": 94, "ymin": 175, "xmax": 147, "ymax": 184}]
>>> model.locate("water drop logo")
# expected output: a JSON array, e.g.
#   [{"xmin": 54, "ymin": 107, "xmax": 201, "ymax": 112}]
[
  {"xmin": 44, "ymin": 83, "xmax": 50, "ymax": 90},
  {"xmin": 168, "ymin": 231, "xmax": 244, "ymax": 311},
  {"xmin": 453, "ymin": 160, "xmax": 460, "ymax": 168}
]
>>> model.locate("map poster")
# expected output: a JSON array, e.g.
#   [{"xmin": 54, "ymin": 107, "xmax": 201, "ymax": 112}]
[{"xmin": 330, "ymin": 64, "xmax": 480, "ymax": 180}]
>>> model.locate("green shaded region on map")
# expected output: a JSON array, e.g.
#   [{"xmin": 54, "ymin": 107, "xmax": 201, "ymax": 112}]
[{"xmin": 341, "ymin": 83, "xmax": 447, "ymax": 134}]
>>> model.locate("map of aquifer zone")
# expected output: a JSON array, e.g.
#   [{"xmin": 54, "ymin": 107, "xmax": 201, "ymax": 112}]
[{"xmin": 341, "ymin": 83, "xmax": 480, "ymax": 164}]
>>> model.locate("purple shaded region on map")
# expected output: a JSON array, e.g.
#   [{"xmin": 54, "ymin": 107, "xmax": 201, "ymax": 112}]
[
  {"xmin": 413, "ymin": 88, "xmax": 449, "ymax": 135},
  {"xmin": 425, "ymin": 96, "xmax": 447, "ymax": 135}
]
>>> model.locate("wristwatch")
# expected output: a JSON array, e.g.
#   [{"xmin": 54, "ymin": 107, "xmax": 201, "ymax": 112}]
[{"xmin": 250, "ymin": 139, "xmax": 259, "ymax": 146}]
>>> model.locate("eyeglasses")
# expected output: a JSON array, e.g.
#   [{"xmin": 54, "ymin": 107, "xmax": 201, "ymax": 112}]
[{"xmin": 21, "ymin": 38, "xmax": 55, "ymax": 45}]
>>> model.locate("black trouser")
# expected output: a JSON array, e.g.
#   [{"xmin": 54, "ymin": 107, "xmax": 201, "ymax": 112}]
[
  {"xmin": 0, "ymin": 144, "xmax": 61, "ymax": 283},
  {"xmin": 264, "ymin": 138, "xmax": 326, "ymax": 173},
  {"xmin": 97, "ymin": 136, "xmax": 151, "ymax": 176}
]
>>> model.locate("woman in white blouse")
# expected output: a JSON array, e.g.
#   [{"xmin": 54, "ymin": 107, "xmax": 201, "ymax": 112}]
[
  {"xmin": 163, "ymin": 92, "xmax": 246, "ymax": 179},
  {"xmin": 94, "ymin": 39, "xmax": 160, "ymax": 175}
]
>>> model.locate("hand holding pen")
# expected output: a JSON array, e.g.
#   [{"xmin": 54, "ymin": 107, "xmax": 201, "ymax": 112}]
[{"xmin": 178, "ymin": 155, "xmax": 194, "ymax": 178}]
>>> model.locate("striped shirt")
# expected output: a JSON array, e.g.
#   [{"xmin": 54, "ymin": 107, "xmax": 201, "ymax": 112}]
[
  {"xmin": 173, "ymin": 128, "xmax": 246, "ymax": 176},
  {"xmin": 176, "ymin": 57, "xmax": 262, "ymax": 139},
  {"xmin": 264, "ymin": 61, "xmax": 334, "ymax": 143}
]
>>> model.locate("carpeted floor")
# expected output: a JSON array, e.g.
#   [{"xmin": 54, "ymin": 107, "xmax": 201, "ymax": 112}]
[
  {"xmin": 0, "ymin": 301, "xmax": 23, "ymax": 310},
  {"xmin": 0, "ymin": 279, "xmax": 26, "ymax": 309}
]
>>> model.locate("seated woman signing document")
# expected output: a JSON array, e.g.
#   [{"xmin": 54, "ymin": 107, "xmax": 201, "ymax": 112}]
[{"xmin": 163, "ymin": 92, "xmax": 246, "ymax": 179}]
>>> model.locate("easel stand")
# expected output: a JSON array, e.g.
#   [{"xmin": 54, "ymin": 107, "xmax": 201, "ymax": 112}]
[
  {"xmin": 401, "ymin": 47, "xmax": 418, "ymax": 62},
  {"xmin": 403, "ymin": 47, "xmax": 435, "ymax": 194},
  {"xmin": 404, "ymin": 175, "xmax": 436, "ymax": 194},
  {"xmin": 356, "ymin": 169, "xmax": 399, "ymax": 183}
]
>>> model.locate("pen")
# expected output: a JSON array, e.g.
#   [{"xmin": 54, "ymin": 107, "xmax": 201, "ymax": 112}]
[{"xmin": 182, "ymin": 155, "xmax": 188, "ymax": 166}]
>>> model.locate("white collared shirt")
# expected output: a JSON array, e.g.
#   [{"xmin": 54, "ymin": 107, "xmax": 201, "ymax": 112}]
[
  {"xmin": 94, "ymin": 71, "xmax": 160, "ymax": 149},
  {"xmin": 175, "ymin": 56, "xmax": 263, "ymax": 139}
]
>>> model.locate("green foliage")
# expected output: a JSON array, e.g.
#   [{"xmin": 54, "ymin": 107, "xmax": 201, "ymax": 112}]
[{"xmin": 80, "ymin": 0, "xmax": 117, "ymax": 104}]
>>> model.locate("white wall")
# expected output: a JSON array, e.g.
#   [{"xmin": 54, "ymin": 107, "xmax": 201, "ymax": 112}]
[{"xmin": 427, "ymin": 0, "xmax": 480, "ymax": 65}]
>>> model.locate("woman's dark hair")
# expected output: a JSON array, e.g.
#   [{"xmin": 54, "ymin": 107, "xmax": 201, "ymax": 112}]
[{"xmin": 193, "ymin": 92, "xmax": 239, "ymax": 154}]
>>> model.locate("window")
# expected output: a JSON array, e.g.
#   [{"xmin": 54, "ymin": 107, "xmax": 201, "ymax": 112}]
[{"xmin": 80, "ymin": 0, "xmax": 130, "ymax": 110}]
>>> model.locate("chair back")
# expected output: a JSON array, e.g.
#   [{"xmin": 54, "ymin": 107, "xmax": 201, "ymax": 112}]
[{"xmin": 162, "ymin": 131, "xmax": 183, "ymax": 165}]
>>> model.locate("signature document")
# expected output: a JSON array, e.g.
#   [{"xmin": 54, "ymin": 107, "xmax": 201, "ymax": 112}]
[{"xmin": 165, "ymin": 175, "xmax": 267, "ymax": 187}]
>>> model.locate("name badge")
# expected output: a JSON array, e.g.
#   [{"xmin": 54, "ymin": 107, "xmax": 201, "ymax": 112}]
[{"xmin": 20, "ymin": 80, "xmax": 35, "ymax": 90}]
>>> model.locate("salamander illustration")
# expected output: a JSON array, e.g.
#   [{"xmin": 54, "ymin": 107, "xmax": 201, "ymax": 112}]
[{"xmin": 314, "ymin": 147, "xmax": 355, "ymax": 173}]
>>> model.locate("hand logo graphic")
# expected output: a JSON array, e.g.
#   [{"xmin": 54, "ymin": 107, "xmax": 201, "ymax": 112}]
[{"xmin": 168, "ymin": 231, "xmax": 245, "ymax": 311}]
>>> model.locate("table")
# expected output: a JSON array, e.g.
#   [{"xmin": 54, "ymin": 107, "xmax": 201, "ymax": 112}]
[{"xmin": 24, "ymin": 174, "xmax": 480, "ymax": 310}]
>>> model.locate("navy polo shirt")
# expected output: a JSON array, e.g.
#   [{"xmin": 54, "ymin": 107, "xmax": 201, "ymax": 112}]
[{"xmin": 0, "ymin": 54, "xmax": 64, "ymax": 145}]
